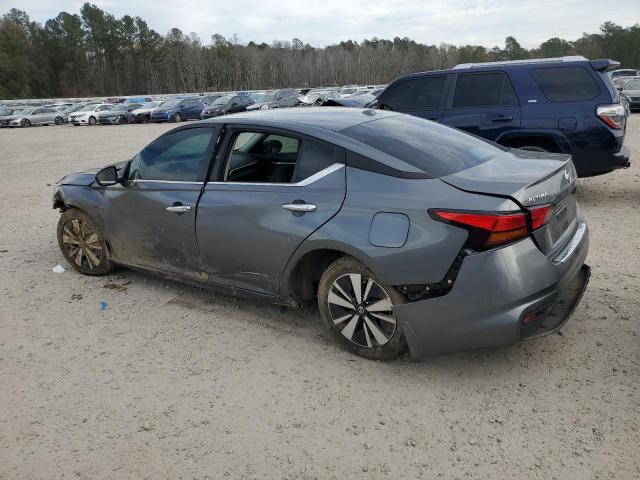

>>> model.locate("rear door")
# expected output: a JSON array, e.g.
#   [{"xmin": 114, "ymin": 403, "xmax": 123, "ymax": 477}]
[
  {"xmin": 377, "ymin": 74, "xmax": 450, "ymax": 122},
  {"xmin": 196, "ymin": 127, "xmax": 346, "ymax": 295},
  {"xmin": 442, "ymin": 71, "xmax": 521, "ymax": 141}
]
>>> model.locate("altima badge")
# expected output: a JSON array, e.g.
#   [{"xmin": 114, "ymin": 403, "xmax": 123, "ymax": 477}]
[{"xmin": 527, "ymin": 192, "xmax": 549, "ymax": 203}]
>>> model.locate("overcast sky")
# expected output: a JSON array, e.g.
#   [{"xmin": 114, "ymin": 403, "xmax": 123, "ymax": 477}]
[{"xmin": 5, "ymin": 0, "xmax": 638, "ymax": 48}]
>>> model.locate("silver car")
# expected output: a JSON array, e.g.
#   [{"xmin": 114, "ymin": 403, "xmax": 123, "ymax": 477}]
[
  {"xmin": 53, "ymin": 108, "xmax": 590, "ymax": 360},
  {"xmin": 1, "ymin": 106, "xmax": 66, "ymax": 127},
  {"xmin": 620, "ymin": 77, "xmax": 640, "ymax": 111}
]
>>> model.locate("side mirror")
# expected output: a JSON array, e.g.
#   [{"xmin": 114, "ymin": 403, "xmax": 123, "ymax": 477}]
[{"xmin": 95, "ymin": 165, "xmax": 118, "ymax": 186}]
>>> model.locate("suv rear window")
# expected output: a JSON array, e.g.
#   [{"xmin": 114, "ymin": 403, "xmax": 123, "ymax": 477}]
[
  {"xmin": 530, "ymin": 67, "xmax": 600, "ymax": 102},
  {"xmin": 341, "ymin": 114, "xmax": 505, "ymax": 177},
  {"xmin": 453, "ymin": 72, "xmax": 517, "ymax": 108},
  {"xmin": 380, "ymin": 75, "xmax": 447, "ymax": 112}
]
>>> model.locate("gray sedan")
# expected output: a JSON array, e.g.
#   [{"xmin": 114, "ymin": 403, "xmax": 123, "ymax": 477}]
[
  {"xmin": 620, "ymin": 77, "xmax": 640, "ymax": 111},
  {"xmin": 53, "ymin": 108, "xmax": 590, "ymax": 360},
  {"xmin": 1, "ymin": 106, "xmax": 66, "ymax": 127}
]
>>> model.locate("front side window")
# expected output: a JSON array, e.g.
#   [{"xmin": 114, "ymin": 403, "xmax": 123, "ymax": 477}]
[
  {"xmin": 129, "ymin": 127, "xmax": 214, "ymax": 182},
  {"xmin": 380, "ymin": 75, "xmax": 447, "ymax": 112},
  {"xmin": 531, "ymin": 67, "xmax": 600, "ymax": 102},
  {"xmin": 452, "ymin": 72, "xmax": 517, "ymax": 108}
]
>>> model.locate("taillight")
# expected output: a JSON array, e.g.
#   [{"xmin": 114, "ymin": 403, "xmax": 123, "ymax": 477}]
[
  {"xmin": 430, "ymin": 205, "xmax": 553, "ymax": 250},
  {"xmin": 596, "ymin": 104, "xmax": 626, "ymax": 129}
]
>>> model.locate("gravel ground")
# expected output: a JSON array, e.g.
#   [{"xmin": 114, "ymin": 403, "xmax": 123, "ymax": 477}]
[{"xmin": 0, "ymin": 117, "xmax": 639, "ymax": 480}]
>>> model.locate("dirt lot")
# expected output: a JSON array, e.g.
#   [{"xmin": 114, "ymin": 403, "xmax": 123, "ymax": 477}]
[{"xmin": 1, "ymin": 116, "xmax": 639, "ymax": 480}]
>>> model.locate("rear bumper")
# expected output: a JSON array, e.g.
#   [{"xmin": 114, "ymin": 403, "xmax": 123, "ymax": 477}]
[
  {"xmin": 395, "ymin": 221, "xmax": 589, "ymax": 359},
  {"xmin": 576, "ymin": 144, "xmax": 630, "ymax": 177}
]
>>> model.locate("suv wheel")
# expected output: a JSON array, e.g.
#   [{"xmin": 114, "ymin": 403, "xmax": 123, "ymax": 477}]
[
  {"xmin": 57, "ymin": 208, "xmax": 114, "ymax": 276},
  {"xmin": 318, "ymin": 256, "xmax": 407, "ymax": 360},
  {"xmin": 518, "ymin": 145, "xmax": 548, "ymax": 152}
]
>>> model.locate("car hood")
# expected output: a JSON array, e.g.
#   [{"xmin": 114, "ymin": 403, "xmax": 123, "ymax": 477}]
[
  {"xmin": 2, "ymin": 114, "xmax": 25, "ymax": 121},
  {"xmin": 440, "ymin": 149, "xmax": 576, "ymax": 207},
  {"xmin": 58, "ymin": 160, "xmax": 129, "ymax": 186}
]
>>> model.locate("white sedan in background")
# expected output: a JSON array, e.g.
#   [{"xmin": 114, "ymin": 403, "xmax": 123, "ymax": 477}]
[{"xmin": 69, "ymin": 104, "xmax": 113, "ymax": 126}]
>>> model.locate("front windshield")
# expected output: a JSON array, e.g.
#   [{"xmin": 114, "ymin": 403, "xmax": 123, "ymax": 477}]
[
  {"xmin": 144, "ymin": 102, "xmax": 161, "ymax": 108},
  {"xmin": 161, "ymin": 99, "xmax": 181, "ymax": 108},
  {"xmin": 626, "ymin": 79, "xmax": 640, "ymax": 90},
  {"xmin": 79, "ymin": 105, "xmax": 100, "ymax": 112},
  {"xmin": 20, "ymin": 108, "xmax": 35, "ymax": 115},
  {"xmin": 211, "ymin": 95, "xmax": 232, "ymax": 106},
  {"xmin": 255, "ymin": 92, "xmax": 277, "ymax": 102}
]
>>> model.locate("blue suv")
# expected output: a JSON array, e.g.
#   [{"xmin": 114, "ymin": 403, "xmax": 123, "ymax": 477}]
[
  {"xmin": 150, "ymin": 97, "xmax": 204, "ymax": 123},
  {"xmin": 371, "ymin": 56, "xmax": 630, "ymax": 177}
]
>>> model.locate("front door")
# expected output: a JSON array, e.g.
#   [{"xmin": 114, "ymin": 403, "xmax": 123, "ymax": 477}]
[
  {"xmin": 196, "ymin": 127, "xmax": 346, "ymax": 295},
  {"xmin": 442, "ymin": 71, "xmax": 521, "ymax": 141},
  {"xmin": 101, "ymin": 125, "xmax": 218, "ymax": 276}
]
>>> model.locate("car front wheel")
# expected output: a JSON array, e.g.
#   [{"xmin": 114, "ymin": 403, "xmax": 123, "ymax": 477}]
[
  {"xmin": 173, "ymin": 113, "xmax": 181, "ymax": 122},
  {"xmin": 57, "ymin": 208, "xmax": 114, "ymax": 276},
  {"xmin": 88, "ymin": 116, "xmax": 96, "ymax": 125},
  {"xmin": 21, "ymin": 119, "xmax": 31, "ymax": 127},
  {"xmin": 318, "ymin": 256, "xmax": 407, "ymax": 360}
]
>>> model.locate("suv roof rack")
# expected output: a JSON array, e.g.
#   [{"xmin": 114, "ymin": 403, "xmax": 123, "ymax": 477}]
[{"xmin": 452, "ymin": 56, "xmax": 588, "ymax": 70}]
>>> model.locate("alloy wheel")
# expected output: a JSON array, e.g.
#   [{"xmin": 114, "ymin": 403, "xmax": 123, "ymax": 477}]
[
  {"xmin": 21, "ymin": 119, "xmax": 31, "ymax": 127},
  {"xmin": 55, "ymin": 116, "xmax": 63, "ymax": 125},
  {"xmin": 61, "ymin": 218, "xmax": 104, "ymax": 270},
  {"xmin": 174, "ymin": 113, "xmax": 181, "ymax": 122},
  {"xmin": 327, "ymin": 273, "xmax": 397, "ymax": 348}
]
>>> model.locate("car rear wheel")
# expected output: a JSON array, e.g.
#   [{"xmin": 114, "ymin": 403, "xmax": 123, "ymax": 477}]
[
  {"xmin": 118, "ymin": 115, "xmax": 127, "ymax": 124},
  {"xmin": 173, "ymin": 113, "xmax": 181, "ymax": 122},
  {"xmin": 88, "ymin": 116, "xmax": 96, "ymax": 125},
  {"xmin": 54, "ymin": 116, "xmax": 64, "ymax": 125},
  {"xmin": 21, "ymin": 119, "xmax": 31, "ymax": 127},
  {"xmin": 57, "ymin": 208, "xmax": 114, "ymax": 276},
  {"xmin": 318, "ymin": 257, "xmax": 407, "ymax": 360}
]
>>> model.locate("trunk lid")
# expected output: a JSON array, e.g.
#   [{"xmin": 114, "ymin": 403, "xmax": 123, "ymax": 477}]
[{"xmin": 440, "ymin": 149, "xmax": 579, "ymax": 256}]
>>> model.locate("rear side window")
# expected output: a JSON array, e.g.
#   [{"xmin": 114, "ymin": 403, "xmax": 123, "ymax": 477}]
[
  {"xmin": 380, "ymin": 75, "xmax": 447, "ymax": 112},
  {"xmin": 341, "ymin": 114, "xmax": 505, "ymax": 178},
  {"xmin": 452, "ymin": 72, "xmax": 517, "ymax": 108},
  {"xmin": 530, "ymin": 67, "xmax": 600, "ymax": 102},
  {"xmin": 293, "ymin": 140, "xmax": 343, "ymax": 183}
]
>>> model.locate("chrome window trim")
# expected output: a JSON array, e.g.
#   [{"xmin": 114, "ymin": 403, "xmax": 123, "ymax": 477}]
[
  {"xmin": 207, "ymin": 163, "xmax": 344, "ymax": 187},
  {"xmin": 129, "ymin": 179, "xmax": 203, "ymax": 185},
  {"xmin": 554, "ymin": 222, "xmax": 587, "ymax": 264}
]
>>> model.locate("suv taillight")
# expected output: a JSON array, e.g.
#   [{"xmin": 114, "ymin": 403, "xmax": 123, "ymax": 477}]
[
  {"xmin": 430, "ymin": 205, "xmax": 553, "ymax": 250},
  {"xmin": 597, "ymin": 104, "xmax": 626, "ymax": 129}
]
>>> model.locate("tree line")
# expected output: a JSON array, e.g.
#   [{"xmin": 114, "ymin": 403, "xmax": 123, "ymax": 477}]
[{"xmin": 1, "ymin": 4, "xmax": 639, "ymax": 99}]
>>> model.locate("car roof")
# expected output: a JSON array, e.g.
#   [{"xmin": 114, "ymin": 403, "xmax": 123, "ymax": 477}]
[{"xmin": 201, "ymin": 106, "xmax": 399, "ymax": 132}]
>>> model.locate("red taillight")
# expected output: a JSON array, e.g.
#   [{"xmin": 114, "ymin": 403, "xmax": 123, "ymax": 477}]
[
  {"xmin": 431, "ymin": 204, "xmax": 553, "ymax": 250},
  {"xmin": 529, "ymin": 204, "xmax": 553, "ymax": 230}
]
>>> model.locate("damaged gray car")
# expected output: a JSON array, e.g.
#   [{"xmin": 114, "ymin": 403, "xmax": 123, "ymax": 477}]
[{"xmin": 53, "ymin": 108, "xmax": 590, "ymax": 360}]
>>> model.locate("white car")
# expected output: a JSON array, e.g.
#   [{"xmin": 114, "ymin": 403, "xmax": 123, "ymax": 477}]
[
  {"xmin": 130, "ymin": 101, "xmax": 163, "ymax": 122},
  {"xmin": 68, "ymin": 104, "xmax": 113, "ymax": 126}
]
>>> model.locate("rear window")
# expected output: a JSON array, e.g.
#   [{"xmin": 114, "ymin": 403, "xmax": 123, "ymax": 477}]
[
  {"xmin": 341, "ymin": 114, "xmax": 504, "ymax": 177},
  {"xmin": 453, "ymin": 72, "xmax": 517, "ymax": 108},
  {"xmin": 530, "ymin": 67, "xmax": 600, "ymax": 102}
]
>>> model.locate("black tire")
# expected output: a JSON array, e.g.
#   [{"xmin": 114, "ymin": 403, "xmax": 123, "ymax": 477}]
[
  {"xmin": 88, "ymin": 116, "xmax": 96, "ymax": 125},
  {"xmin": 173, "ymin": 113, "xmax": 181, "ymax": 122},
  {"xmin": 21, "ymin": 119, "xmax": 31, "ymax": 128},
  {"xmin": 518, "ymin": 145, "xmax": 548, "ymax": 153},
  {"xmin": 57, "ymin": 208, "xmax": 114, "ymax": 276},
  {"xmin": 118, "ymin": 115, "xmax": 127, "ymax": 124},
  {"xmin": 54, "ymin": 116, "xmax": 64, "ymax": 125},
  {"xmin": 318, "ymin": 256, "xmax": 407, "ymax": 360}
]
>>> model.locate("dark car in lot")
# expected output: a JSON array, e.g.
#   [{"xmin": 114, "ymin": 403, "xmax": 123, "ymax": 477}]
[
  {"xmin": 150, "ymin": 98, "xmax": 204, "ymax": 122},
  {"xmin": 53, "ymin": 108, "xmax": 589, "ymax": 360},
  {"xmin": 201, "ymin": 94, "xmax": 253, "ymax": 118},
  {"xmin": 246, "ymin": 89, "xmax": 299, "ymax": 111},
  {"xmin": 370, "ymin": 56, "xmax": 630, "ymax": 177},
  {"xmin": 97, "ymin": 103, "xmax": 143, "ymax": 125}
]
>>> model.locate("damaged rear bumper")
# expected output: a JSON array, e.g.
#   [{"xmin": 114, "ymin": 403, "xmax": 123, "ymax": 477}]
[{"xmin": 395, "ymin": 222, "xmax": 589, "ymax": 359}]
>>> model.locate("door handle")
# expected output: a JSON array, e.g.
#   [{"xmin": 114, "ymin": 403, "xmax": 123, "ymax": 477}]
[
  {"xmin": 490, "ymin": 115, "xmax": 513, "ymax": 122},
  {"xmin": 282, "ymin": 203, "xmax": 317, "ymax": 213},
  {"xmin": 166, "ymin": 205, "xmax": 191, "ymax": 213}
]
